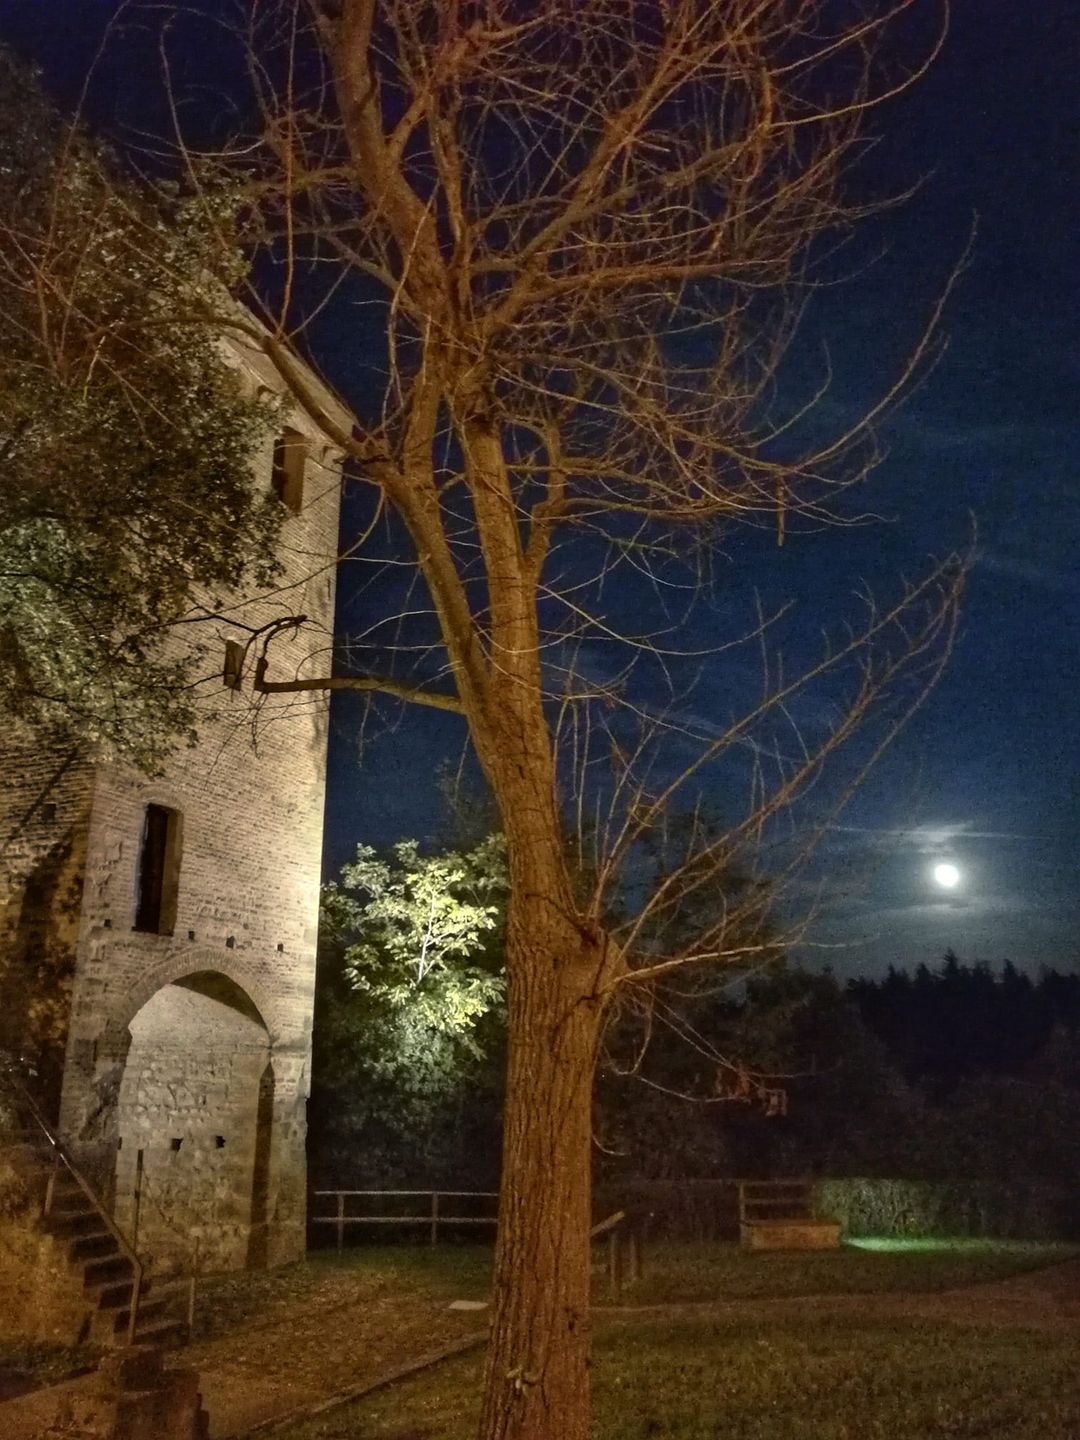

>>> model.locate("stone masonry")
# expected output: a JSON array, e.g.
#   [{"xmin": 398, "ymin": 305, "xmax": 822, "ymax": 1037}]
[{"xmin": 0, "ymin": 332, "xmax": 348, "ymax": 1278}]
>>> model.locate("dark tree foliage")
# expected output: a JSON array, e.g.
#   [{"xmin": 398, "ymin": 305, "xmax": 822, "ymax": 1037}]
[
  {"xmin": 0, "ymin": 48, "xmax": 280, "ymax": 767},
  {"xmin": 848, "ymin": 952, "xmax": 1080, "ymax": 1096},
  {"xmin": 937, "ymin": 1074, "xmax": 1080, "ymax": 1187},
  {"xmin": 597, "ymin": 965, "xmax": 922, "ymax": 1182}
]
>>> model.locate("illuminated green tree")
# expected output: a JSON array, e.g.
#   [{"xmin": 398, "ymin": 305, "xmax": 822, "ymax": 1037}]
[{"xmin": 312, "ymin": 835, "xmax": 507, "ymax": 1182}]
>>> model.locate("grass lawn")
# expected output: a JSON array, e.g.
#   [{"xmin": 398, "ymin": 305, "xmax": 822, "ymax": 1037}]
[
  {"xmin": 188, "ymin": 1237, "xmax": 1077, "ymax": 1338},
  {"xmin": 278, "ymin": 1313, "xmax": 1080, "ymax": 1440},
  {"xmin": 621, "ymin": 1237, "xmax": 1080, "ymax": 1305}
]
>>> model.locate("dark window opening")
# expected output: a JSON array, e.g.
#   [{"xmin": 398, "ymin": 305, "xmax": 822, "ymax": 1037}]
[
  {"xmin": 223, "ymin": 639, "xmax": 245, "ymax": 690},
  {"xmin": 215, "ymin": 1136, "xmax": 226, "ymax": 1149},
  {"xmin": 170, "ymin": 1137, "xmax": 183, "ymax": 1152},
  {"xmin": 42, "ymin": 802, "xmax": 57, "ymax": 823},
  {"xmin": 270, "ymin": 428, "xmax": 306, "ymax": 514},
  {"xmin": 134, "ymin": 803, "xmax": 183, "ymax": 935}
]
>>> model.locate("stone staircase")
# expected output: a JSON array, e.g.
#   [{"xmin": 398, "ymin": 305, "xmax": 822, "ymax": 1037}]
[
  {"xmin": 41, "ymin": 1162, "xmax": 190, "ymax": 1347},
  {"xmin": 2, "ymin": 1072, "xmax": 190, "ymax": 1350}
]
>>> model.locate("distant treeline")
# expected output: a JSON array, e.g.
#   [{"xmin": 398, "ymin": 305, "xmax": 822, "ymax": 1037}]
[
  {"xmin": 589, "ymin": 954, "xmax": 1080, "ymax": 1191},
  {"xmin": 846, "ymin": 953, "xmax": 1080, "ymax": 1096}
]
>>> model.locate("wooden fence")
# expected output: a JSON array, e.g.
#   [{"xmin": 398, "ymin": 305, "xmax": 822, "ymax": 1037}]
[
  {"xmin": 310, "ymin": 1189, "xmax": 498, "ymax": 1250},
  {"xmin": 311, "ymin": 1179, "xmax": 816, "ymax": 1251},
  {"xmin": 593, "ymin": 1178, "xmax": 818, "ymax": 1242}
]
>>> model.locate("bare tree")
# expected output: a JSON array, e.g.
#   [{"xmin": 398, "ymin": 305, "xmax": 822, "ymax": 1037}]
[{"xmin": 150, "ymin": 3, "xmax": 961, "ymax": 1435}]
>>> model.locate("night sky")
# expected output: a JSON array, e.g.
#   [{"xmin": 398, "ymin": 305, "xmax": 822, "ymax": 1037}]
[{"xmin": 3, "ymin": 1, "xmax": 1077, "ymax": 979}]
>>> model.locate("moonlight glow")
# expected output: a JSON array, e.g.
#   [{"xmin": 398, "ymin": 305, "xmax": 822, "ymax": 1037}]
[{"xmin": 933, "ymin": 862, "xmax": 961, "ymax": 889}]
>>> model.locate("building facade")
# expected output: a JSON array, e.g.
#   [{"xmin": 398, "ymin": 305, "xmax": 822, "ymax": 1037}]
[{"xmin": 0, "ymin": 335, "xmax": 346, "ymax": 1275}]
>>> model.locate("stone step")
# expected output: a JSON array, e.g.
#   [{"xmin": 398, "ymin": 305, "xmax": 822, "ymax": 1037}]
[
  {"xmin": 110, "ymin": 1292, "xmax": 175, "ymax": 1335},
  {"xmin": 1, "ymin": 1128, "xmax": 49, "ymax": 1147},
  {"xmin": 50, "ymin": 1170, "xmax": 89, "ymax": 1192},
  {"xmin": 84, "ymin": 1253, "xmax": 135, "ymax": 1291},
  {"xmin": 51, "ymin": 1189, "xmax": 101, "ymax": 1216},
  {"xmin": 50, "ymin": 1182, "xmax": 105, "ymax": 1213},
  {"xmin": 90, "ymin": 1276, "xmax": 136, "ymax": 1311},
  {"xmin": 45, "ymin": 1205, "xmax": 102, "ymax": 1237},
  {"xmin": 131, "ymin": 1317, "xmax": 189, "ymax": 1349},
  {"xmin": 69, "ymin": 1230, "xmax": 122, "ymax": 1263}
]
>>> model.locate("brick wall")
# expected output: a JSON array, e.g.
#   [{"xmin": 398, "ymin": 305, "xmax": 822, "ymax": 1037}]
[
  {"xmin": 0, "ymin": 747, "xmax": 97, "ymax": 1112},
  {"xmin": 0, "ymin": 331, "xmax": 348, "ymax": 1273},
  {"xmin": 113, "ymin": 981, "xmax": 273, "ymax": 1274}
]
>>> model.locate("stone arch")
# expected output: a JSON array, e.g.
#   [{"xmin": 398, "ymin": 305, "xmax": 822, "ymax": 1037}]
[
  {"xmin": 113, "ymin": 968, "xmax": 275, "ymax": 1275},
  {"xmin": 99, "ymin": 952, "xmax": 279, "ymax": 1065}
]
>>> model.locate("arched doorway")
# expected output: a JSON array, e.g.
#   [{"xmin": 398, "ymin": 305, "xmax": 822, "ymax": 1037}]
[{"xmin": 113, "ymin": 971, "xmax": 273, "ymax": 1275}]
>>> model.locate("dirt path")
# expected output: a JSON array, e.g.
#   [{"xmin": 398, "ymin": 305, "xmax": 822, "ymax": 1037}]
[
  {"xmin": 3, "ymin": 1257, "xmax": 1078, "ymax": 1439},
  {"xmin": 0, "ymin": 1274, "xmax": 487, "ymax": 1440},
  {"xmin": 192, "ymin": 1289, "xmax": 486, "ymax": 1437}
]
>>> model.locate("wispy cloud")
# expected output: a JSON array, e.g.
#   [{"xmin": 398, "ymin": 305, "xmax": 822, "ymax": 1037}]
[
  {"xmin": 884, "ymin": 411, "xmax": 1075, "ymax": 457},
  {"xmin": 825, "ymin": 820, "xmax": 1041, "ymax": 855},
  {"xmin": 975, "ymin": 548, "xmax": 1080, "ymax": 596}
]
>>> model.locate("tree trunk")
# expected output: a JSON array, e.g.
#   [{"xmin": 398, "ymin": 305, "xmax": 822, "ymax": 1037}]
[{"xmin": 477, "ymin": 890, "xmax": 610, "ymax": 1440}]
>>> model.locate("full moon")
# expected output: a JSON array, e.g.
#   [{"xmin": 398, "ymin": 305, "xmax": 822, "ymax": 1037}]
[{"xmin": 933, "ymin": 862, "xmax": 961, "ymax": 889}]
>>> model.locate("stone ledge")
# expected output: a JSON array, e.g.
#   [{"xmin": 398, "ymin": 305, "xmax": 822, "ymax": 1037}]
[{"xmin": 740, "ymin": 1219, "xmax": 842, "ymax": 1251}]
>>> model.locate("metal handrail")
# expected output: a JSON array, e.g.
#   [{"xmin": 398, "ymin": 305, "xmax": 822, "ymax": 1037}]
[
  {"xmin": 3, "ymin": 1066, "xmax": 144, "ymax": 1345},
  {"xmin": 127, "ymin": 1152, "xmax": 201, "ymax": 1328}
]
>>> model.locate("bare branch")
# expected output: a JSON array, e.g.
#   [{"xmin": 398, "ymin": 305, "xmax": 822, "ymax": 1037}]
[{"xmin": 253, "ymin": 656, "xmax": 463, "ymax": 712}]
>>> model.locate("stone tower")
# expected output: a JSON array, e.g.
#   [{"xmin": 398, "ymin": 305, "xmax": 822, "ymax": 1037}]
[{"xmin": 0, "ymin": 333, "xmax": 347, "ymax": 1275}]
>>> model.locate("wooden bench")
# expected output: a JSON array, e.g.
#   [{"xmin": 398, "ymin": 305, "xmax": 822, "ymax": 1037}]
[{"xmin": 738, "ymin": 1180, "xmax": 841, "ymax": 1251}]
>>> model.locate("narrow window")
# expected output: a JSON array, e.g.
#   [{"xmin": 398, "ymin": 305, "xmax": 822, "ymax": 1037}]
[
  {"xmin": 134, "ymin": 803, "xmax": 183, "ymax": 935},
  {"xmin": 223, "ymin": 639, "xmax": 245, "ymax": 690},
  {"xmin": 270, "ymin": 428, "xmax": 306, "ymax": 514}
]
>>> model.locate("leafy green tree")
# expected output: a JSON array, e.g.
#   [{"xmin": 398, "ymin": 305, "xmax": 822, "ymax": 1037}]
[
  {"xmin": 311, "ymin": 835, "xmax": 507, "ymax": 1185},
  {"xmin": 0, "ymin": 48, "xmax": 280, "ymax": 767}
]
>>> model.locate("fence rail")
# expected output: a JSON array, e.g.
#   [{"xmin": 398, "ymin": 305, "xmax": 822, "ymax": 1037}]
[
  {"xmin": 311, "ymin": 1189, "xmax": 499, "ymax": 1250},
  {"xmin": 311, "ymin": 1179, "xmax": 820, "ymax": 1252}
]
